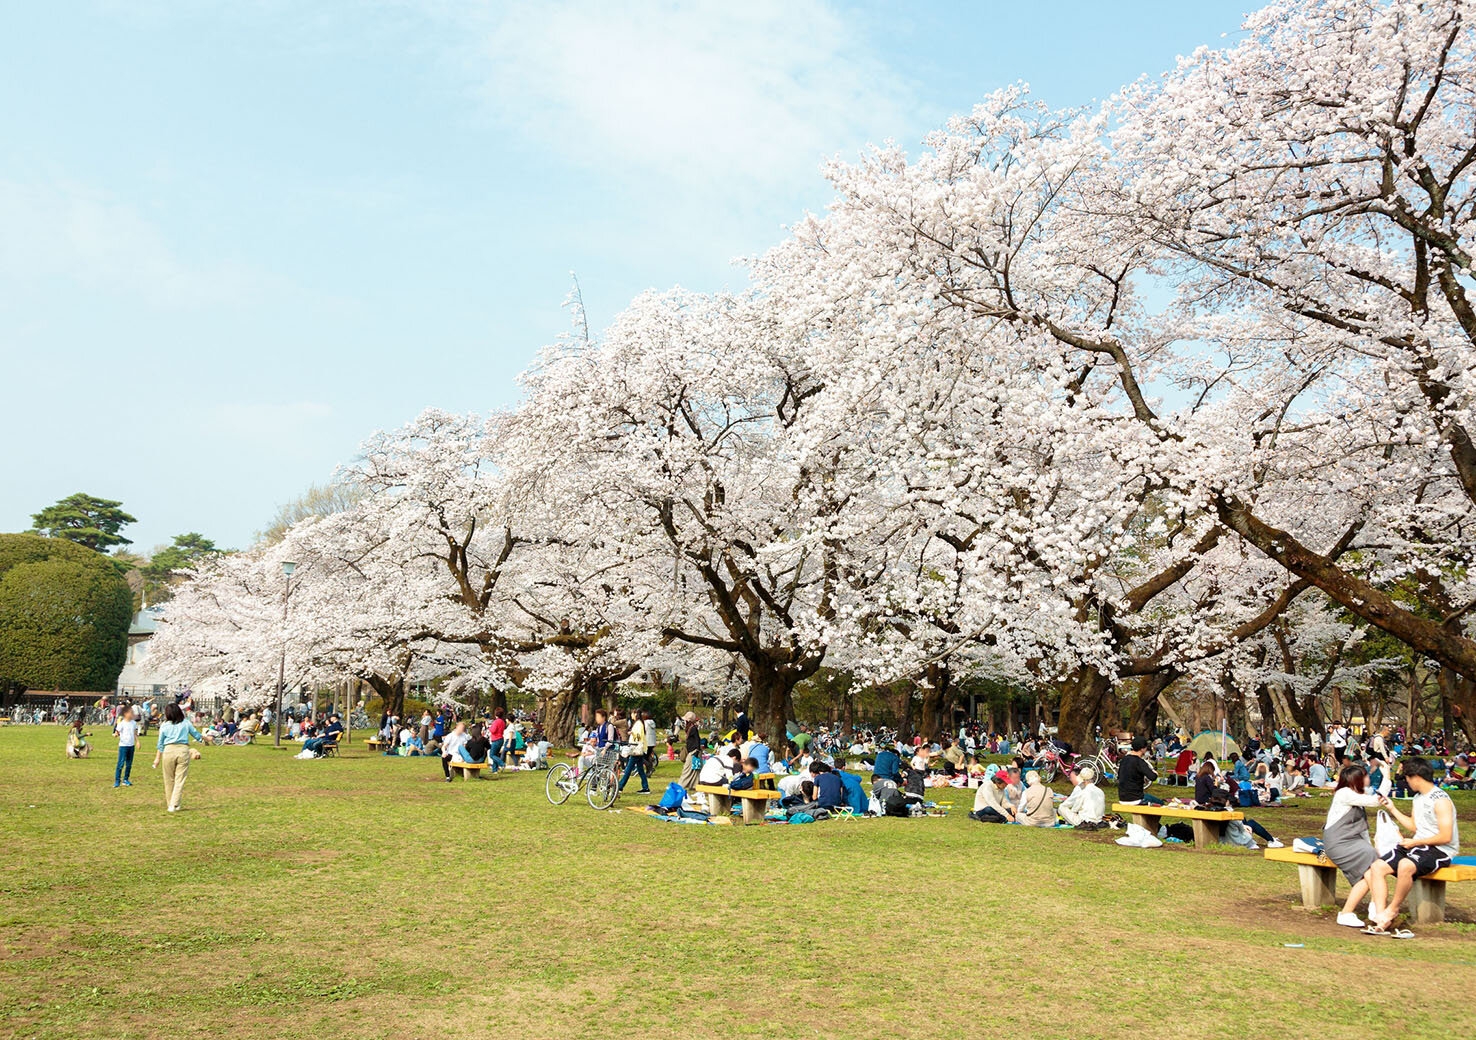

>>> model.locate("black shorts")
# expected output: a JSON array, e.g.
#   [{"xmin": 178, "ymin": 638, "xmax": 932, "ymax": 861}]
[{"xmin": 1379, "ymin": 844, "xmax": 1451, "ymax": 878}]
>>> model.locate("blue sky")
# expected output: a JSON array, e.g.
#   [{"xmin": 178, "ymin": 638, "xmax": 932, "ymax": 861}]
[{"xmin": 0, "ymin": 0, "xmax": 1251, "ymax": 552}]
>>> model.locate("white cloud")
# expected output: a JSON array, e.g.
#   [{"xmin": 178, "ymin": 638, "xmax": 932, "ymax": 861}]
[
  {"xmin": 0, "ymin": 179, "xmax": 260, "ymax": 308},
  {"xmin": 436, "ymin": 1, "xmax": 914, "ymax": 192}
]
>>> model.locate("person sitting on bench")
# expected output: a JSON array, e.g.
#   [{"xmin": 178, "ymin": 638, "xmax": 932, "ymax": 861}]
[
  {"xmin": 1365, "ymin": 758, "xmax": 1461, "ymax": 933},
  {"xmin": 727, "ymin": 756, "xmax": 760, "ymax": 790},
  {"xmin": 1192, "ymin": 762, "xmax": 1283, "ymax": 847},
  {"xmin": 699, "ymin": 747, "xmax": 742, "ymax": 787},
  {"xmin": 1116, "ymin": 737, "xmax": 1162, "ymax": 805},
  {"xmin": 1323, "ymin": 762, "xmax": 1386, "ymax": 928},
  {"xmin": 1058, "ymin": 765, "xmax": 1106, "ymax": 826},
  {"xmin": 458, "ymin": 723, "xmax": 490, "ymax": 766}
]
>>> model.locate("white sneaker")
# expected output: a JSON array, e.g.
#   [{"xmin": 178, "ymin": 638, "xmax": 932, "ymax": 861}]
[
  {"xmin": 167, "ymin": 806, "xmax": 177, "ymax": 813},
  {"xmin": 1267, "ymin": 839, "xmax": 1284, "ymax": 848},
  {"xmin": 1336, "ymin": 912, "xmax": 1364, "ymax": 928}
]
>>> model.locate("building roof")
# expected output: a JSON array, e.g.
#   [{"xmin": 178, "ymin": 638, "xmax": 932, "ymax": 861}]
[{"xmin": 129, "ymin": 606, "xmax": 165, "ymax": 637}]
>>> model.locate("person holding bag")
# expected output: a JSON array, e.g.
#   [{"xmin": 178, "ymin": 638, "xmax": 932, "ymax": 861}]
[{"xmin": 152, "ymin": 702, "xmax": 203, "ymax": 813}]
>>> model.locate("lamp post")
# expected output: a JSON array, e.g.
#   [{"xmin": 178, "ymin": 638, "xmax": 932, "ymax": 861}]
[{"xmin": 274, "ymin": 560, "xmax": 296, "ymax": 746}]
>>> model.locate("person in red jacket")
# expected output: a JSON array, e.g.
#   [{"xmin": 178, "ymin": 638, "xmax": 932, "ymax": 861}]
[{"xmin": 1173, "ymin": 747, "xmax": 1197, "ymax": 786}]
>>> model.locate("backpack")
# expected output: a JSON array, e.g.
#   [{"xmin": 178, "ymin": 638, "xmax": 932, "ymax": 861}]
[
  {"xmin": 729, "ymin": 773, "xmax": 755, "ymax": 791},
  {"xmin": 883, "ymin": 788, "xmax": 910, "ymax": 817}
]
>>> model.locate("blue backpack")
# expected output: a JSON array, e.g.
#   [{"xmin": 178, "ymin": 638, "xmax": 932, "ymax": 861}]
[{"xmin": 657, "ymin": 782, "xmax": 687, "ymax": 810}]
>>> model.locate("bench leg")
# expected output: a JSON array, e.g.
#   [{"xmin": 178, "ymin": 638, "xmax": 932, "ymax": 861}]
[
  {"xmin": 1409, "ymin": 879, "xmax": 1446, "ymax": 925},
  {"xmin": 1296, "ymin": 864, "xmax": 1337, "ymax": 908},
  {"xmin": 740, "ymin": 798, "xmax": 765, "ymax": 826},
  {"xmin": 1190, "ymin": 819, "xmax": 1216, "ymax": 849},
  {"xmin": 706, "ymin": 793, "xmax": 733, "ymax": 818},
  {"xmin": 1129, "ymin": 813, "xmax": 1153, "ymax": 833}
]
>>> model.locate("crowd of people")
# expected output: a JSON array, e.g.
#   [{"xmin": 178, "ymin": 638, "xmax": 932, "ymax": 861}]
[{"xmin": 63, "ymin": 693, "xmax": 1468, "ymax": 934}]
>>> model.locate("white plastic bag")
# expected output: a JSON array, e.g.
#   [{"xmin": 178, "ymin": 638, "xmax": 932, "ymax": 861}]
[
  {"xmin": 1114, "ymin": 823, "xmax": 1164, "ymax": 848},
  {"xmin": 1374, "ymin": 809, "xmax": 1401, "ymax": 856}
]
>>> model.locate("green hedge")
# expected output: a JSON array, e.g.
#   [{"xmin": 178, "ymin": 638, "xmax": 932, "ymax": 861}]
[{"xmin": 0, "ymin": 534, "xmax": 132, "ymax": 692}]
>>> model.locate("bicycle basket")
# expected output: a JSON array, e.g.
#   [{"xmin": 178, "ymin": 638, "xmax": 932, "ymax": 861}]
[{"xmin": 595, "ymin": 745, "xmax": 621, "ymax": 769}]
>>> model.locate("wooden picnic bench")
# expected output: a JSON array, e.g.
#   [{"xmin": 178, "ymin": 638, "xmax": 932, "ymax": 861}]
[
  {"xmin": 1264, "ymin": 846, "xmax": 1476, "ymax": 924},
  {"xmin": 449, "ymin": 760, "xmax": 488, "ymax": 780},
  {"xmin": 694, "ymin": 772, "xmax": 782, "ymax": 825},
  {"xmin": 365, "ymin": 738, "xmax": 390, "ymax": 753},
  {"xmin": 1111, "ymin": 803, "xmax": 1243, "ymax": 849}
]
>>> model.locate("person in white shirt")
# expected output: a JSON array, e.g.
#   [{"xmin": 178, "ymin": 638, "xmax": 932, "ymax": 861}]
[
  {"xmin": 113, "ymin": 705, "xmax": 139, "ymax": 788},
  {"xmin": 1058, "ymin": 765, "xmax": 1106, "ymax": 826},
  {"xmin": 698, "ymin": 748, "xmax": 741, "ymax": 786},
  {"xmin": 641, "ymin": 713, "xmax": 658, "ymax": 759},
  {"xmin": 439, "ymin": 722, "xmax": 468, "ymax": 783},
  {"xmin": 1328, "ymin": 725, "xmax": 1348, "ymax": 761},
  {"xmin": 1321, "ymin": 763, "xmax": 1386, "ymax": 927},
  {"xmin": 1366, "ymin": 758, "xmax": 1460, "ymax": 933}
]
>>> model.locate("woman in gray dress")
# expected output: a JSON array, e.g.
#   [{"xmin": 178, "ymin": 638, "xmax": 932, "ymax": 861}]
[{"xmin": 1322, "ymin": 763, "xmax": 1385, "ymax": 928}]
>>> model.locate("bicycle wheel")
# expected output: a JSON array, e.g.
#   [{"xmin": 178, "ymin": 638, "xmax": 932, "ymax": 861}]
[
  {"xmin": 1036, "ymin": 755, "xmax": 1058, "ymax": 784},
  {"xmin": 586, "ymin": 767, "xmax": 619, "ymax": 810},
  {"xmin": 545, "ymin": 763, "xmax": 576, "ymax": 805}
]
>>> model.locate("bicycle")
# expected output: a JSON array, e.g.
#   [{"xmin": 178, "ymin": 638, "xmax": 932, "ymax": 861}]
[
  {"xmin": 1075, "ymin": 742, "xmax": 1124, "ymax": 784},
  {"xmin": 545, "ymin": 744, "xmax": 625, "ymax": 809},
  {"xmin": 1030, "ymin": 741, "xmax": 1075, "ymax": 783}
]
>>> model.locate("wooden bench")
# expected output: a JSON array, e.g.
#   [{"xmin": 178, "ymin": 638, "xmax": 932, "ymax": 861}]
[
  {"xmin": 1264, "ymin": 846, "xmax": 1476, "ymax": 924},
  {"xmin": 449, "ymin": 760, "xmax": 488, "ymax": 780},
  {"xmin": 366, "ymin": 739, "xmax": 390, "ymax": 753},
  {"xmin": 694, "ymin": 783, "xmax": 783, "ymax": 825},
  {"xmin": 1111, "ymin": 803, "xmax": 1243, "ymax": 849}
]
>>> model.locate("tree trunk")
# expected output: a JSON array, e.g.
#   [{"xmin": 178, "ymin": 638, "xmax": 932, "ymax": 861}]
[
  {"xmin": 1439, "ymin": 670, "xmax": 1475, "ymax": 744},
  {"xmin": 1289, "ymin": 689, "xmax": 1323, "ymax": 735},
  {"xmin": 917, "ymin": 663, "xmax": 950, "ymax": 741},
  {"xmin": 364, "ymin": 674, "xmax": 406, "ymax": 719},
  {"xmin": 540, "ymin": 680, "xmax": 583, "ymax": 747},
  {"xmin": 1057, "ymin": 668, "xmax": 1109, "ymax": 750},
  {"xmin": 1255, "ymin": 682, "xmax": 1278, "ymax": 734},
  {"xmin": 747, "ymin": 666, "xmax": 793, "ymax": 745},
  {"xmin": 1128, "ymin": 670, "xmax": 1178, "ymax": 734}
]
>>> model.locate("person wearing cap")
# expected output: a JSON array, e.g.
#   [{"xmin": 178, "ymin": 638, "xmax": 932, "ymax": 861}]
[
  {"xmin": 1002, "ymin": 764, "xmax": 1024, "ymax": 814},
  {"xmin": 1058, "ymin": 765, "xmax": 1106, "ymax": 826},
  {"xmin": 970, "ymin": 767, "xmax": 1015, "ymax": 823},
  {"xmin": 1117, "ymin": 737, "xmax": 1163, "ymax": 805}
]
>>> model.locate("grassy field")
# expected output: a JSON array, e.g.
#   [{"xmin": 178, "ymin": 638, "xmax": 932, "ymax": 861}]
[{"xmin": 1, "ymin": 727, "xmax": 1472, "ymax": 1040}]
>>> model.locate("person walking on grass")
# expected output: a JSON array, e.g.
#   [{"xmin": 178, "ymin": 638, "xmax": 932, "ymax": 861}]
[
  {"xmin": 152, "ymin": 702, "xmax": 203, "ymax": 812},
  {"xmin": 113, "ymin": 704, "xmax": 139, "ymax": 788}
]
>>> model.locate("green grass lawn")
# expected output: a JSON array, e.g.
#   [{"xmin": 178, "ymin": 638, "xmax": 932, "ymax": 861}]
[{"xmin": 1, "ymin": 727, "xmax": 1472, "ymax": 1040}]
